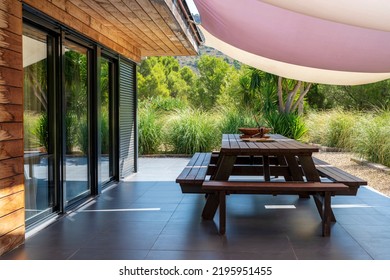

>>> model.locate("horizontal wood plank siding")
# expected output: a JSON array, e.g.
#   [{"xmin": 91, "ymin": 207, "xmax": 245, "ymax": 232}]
[
  {"xmin": 0, "ymin": 226, "xmax": 24, "ymax": 256},
  {"xmin": 0, "ymin": 140, "xmax": 24, "ymax": 160},
  {"xmin": 0, "ymin": 0, "xmax": 24, "ymax": 256},
  {"xmin": 0, "ymin": 209, "xmax": 24, "ymax": 236},
  {"xmin": 0, "ymin": 86, "xmax": 23, "ymax": 105},
  {"xmin": 23, "ymin": 0, "xmax": 142, "ymax": 62},
  {"xmin": 0, "ymin": 175, "xmax": 24, "ymax": 199}
]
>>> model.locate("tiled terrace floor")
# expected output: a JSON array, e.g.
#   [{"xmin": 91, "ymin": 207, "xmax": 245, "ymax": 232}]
[{"xmin": 2, "ymin": 157, "xmax": 390, "ymax": 260}]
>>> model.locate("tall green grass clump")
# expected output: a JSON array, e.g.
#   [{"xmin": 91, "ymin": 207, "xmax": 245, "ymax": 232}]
[
  {"xmin": 304, "ymin": 110, "xmax": 330, "ymax": 144},
  {"xmin": 138, "ymin": 104, "xmax": 163, "ymax": 155},
  {"xmin": 351, "ymin": 111, "xmax": 390, "ymax": 167},
  {"xmin": 304, "ymin": 109, "xmax": 359, "ymax": 149},
  {"xmin": 219, "ymin": 107, "xmax": 261, "ymax": 134},
  {"xmin": 265, "ymin": 111, "xmax": 307, "ymax": 140},
  {"xmin": 324, "ymin": 110, "xmax": 357, "ymax": 149},
  {"xmin": 167, "ymin": 109, "xmax": 220, "ymax": 154}
]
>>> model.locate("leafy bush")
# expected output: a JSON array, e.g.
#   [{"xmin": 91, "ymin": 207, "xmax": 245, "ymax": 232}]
[
  {"xmin": 138, "ymin": 104, "xmax": 163, "ymax": 154},
  {"xmin": 265, "ymin": 111, "xmax": 307, "ymax": 140},
  {"xmin": 34, "ymin": 113, "xmax": 49, "ymax": 152},
  {"xmin": 167, "ymin": 109, "xmax": 220, "ymax": 154}
]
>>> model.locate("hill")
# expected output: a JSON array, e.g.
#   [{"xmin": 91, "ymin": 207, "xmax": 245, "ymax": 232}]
[{"xmin": 175, "ymin": 45, "xmax": 242, "ymax": 73}]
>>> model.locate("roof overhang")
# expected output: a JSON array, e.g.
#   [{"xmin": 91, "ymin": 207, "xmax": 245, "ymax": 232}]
[{"xmin": 23, "ymin": 0, "xmax": 201, "ymax": 60}]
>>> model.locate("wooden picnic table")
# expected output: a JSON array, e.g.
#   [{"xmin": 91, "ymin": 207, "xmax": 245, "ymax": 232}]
[
  {"xmin": 176, "ymin": 134, "xmax": 365, "ymax": 236},
  {"xmin": 213, "ymin": 133, "xmax": 321, "ymax": 182},
  {"xmin": 202, "ymin": 134, "xmax": 349, "ymax": 236}
]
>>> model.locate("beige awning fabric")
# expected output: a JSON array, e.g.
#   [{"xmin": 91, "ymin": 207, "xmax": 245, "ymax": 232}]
[
  {"xmin": 200, "ymin": 27, "xmax": 390, "ymax": 85},
  {"xmin": 23, "ymin": 35, "xmax": 47, "ymax": 68},
  {"xmin": 194, "ymin": 0, "xmax": 390, "ymax": 85}
]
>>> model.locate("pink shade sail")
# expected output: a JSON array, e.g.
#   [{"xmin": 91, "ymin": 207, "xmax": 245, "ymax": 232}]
[
  {"xmin": 193, "ymin": 0, "xmax": 390, "ymax": 85},
  {"xmin": 200, "ymin": 27, "xmax": 390, "ymax": 85}
]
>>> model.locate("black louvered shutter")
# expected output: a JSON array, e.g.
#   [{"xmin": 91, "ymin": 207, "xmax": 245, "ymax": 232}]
[{"xmin": 119, "ymin": 59, "xmax": 137, "ymax": 178}]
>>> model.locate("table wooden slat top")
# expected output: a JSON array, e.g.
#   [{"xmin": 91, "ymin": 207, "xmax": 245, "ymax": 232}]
[{"xmin": 221, "ymin": 134, "xmax": 319, "ymax": 155}]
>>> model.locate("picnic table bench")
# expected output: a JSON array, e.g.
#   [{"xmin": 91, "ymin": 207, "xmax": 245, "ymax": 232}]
[{"xmin": 175, "ymin": 134, "xmax": 367, "ymax": 236}]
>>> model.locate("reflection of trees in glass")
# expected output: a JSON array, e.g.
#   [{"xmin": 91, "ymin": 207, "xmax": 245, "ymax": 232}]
[
  {"xmin": 24, "ymin": 60, "xmax": 48, "ymax": 111},
  {"xmin": 64, "ymin": 49, "xmax": 88, "ymax": 155},
  {"xmin": 64, "ymin": 50, "xmax": 88, "ymax": 115},
  {"xmin": 24, "ymin": 58, "xmax": 48, "ymax": 151},
  {"xmin": 100, "ymin": 59, "xmax": 110, "ymax": 155}
]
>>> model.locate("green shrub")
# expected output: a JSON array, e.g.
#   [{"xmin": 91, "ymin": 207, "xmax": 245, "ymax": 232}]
[
  {"xmin": 167, "ymin": 109, "xmax": 220, "ymax": 154},
  {"xmin": 138, "ymin": 104, "xmax": 163, "ymax": 154},
  {"xmin": 34, "ymin": 113, "xmax": 49, "ymax": 152},
  {"xmin": 265, "ymin": 111, "xmax": 307, "ymax": 140}
]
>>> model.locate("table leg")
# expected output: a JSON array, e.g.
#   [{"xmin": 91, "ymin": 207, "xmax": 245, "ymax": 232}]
[
  {"xmin": 203, "ymin": 155, "xmax": 236, "ymax": 220},
  {"xmin": 322, "ymin": 192, "xmax": 332, "ymax": 236},
  {"xmin": 284, "ymin": 155, "xmax": 304, "ymax": 181},
  {"xmin": 202, "ymin": 193, "xmax": 220, "ymax": 220},
  {"xmin": 298, "ymin": 155, "xmax": 321, "ymax": 182},
  {"xmin": 263, "ymin": 155, "xmax": 270, "ymax": 181},
  {"xmin": 211, "ymin": 155, "xmax": 237, "ymax": 181},
  {"xmin": 313, "ymin": 193, "xmax": 336, "ymax": 222},
  {"xmin": 219, "ymin": 191, "xmax": 226, "ymax": 235},
  {"xmin": 277, "ymin": 156, "xmax": 293, "ymax": 181}
]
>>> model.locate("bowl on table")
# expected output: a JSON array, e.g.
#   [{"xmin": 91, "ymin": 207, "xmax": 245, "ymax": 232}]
[{"xmin": 239, "ymin": 127, "xmax": 272, "ymax": 138}]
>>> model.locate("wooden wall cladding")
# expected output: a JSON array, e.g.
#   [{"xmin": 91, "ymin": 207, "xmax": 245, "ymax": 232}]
[
  {"xmin": 0, "ymin": 0, "xmax": 25, "ymax": 256},
  {"xmin": 0, "ymin": 175, "xmax": 24, "ymax": 199},
  {"xmin": 0, "ymin": 226, "xmax": 24, "ymax": 256}
]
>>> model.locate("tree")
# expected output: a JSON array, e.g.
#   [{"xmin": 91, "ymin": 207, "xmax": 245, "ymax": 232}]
[
  {"xmin": 137, "ymin": 62, "xmax": 170, "ymax": 99},
  {"xmin": 277, "ymin": 77, "xmax": 312, "ymax": 115},
  {"xmin": 317, "ymin": 80, "xmax": 390, "ymax": 110},
  {"xmin": 191, "ymin": 55, "xmax": 232, "ymax": 109},
  {"xmin": 137, "ymin": 57, "xmax": 197, "ymax": 102}
]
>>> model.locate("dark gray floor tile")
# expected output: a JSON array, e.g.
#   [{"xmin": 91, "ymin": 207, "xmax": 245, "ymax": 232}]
[
  {"xmin": 69, "ymin": 248, "xmax": 149, "ymax": 260},
  {"xmin": 83, "ymin": 233, "xmax": 160, "ymax": 250},
  {"xmin": 152, "ymin": 234, "xmax": 224, "ymax": 251},
  {"xmin": 146, "ymin": 250, "xmax": 225, "ymax": 260},
  {"xmin": 2, "ymin": 159, "xmax": 390, "ymax": 260}
]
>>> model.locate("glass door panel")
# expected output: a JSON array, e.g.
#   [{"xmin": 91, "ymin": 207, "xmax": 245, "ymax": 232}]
[
  {"xmin": 23, "ymin": 25, "xmax": 55, "ymax": 224},
  {"xmin": 100, "ymin": 57, "xmax": 114, "ymax": 184},
  {"xmin": 63, "ymin": 40, "xmax": 90, "ymax": 204}
]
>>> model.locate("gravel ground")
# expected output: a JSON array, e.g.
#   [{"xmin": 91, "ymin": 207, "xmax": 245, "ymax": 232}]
[{"xmin": 313, "ymin": 151, "xmax": 390, "ymax": 197}]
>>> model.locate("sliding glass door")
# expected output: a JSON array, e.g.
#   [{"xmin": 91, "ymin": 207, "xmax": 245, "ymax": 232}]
[
  {"xmin": 23, "ymin": 13, "xmax": 121, "ymax": 227},
  {"xmin": 23, "ymin": 24, "xmax": 56, "ymax": 225},
  {"xmin": 63, "ymin": 40, "xmax": 91, "ymax": 204},
  {"xmin": 100, "ymin": 57, "xmax": 116, "ymax": 184}
]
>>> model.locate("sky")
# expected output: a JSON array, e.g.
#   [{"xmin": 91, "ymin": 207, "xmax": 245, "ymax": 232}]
[{"xmin": 185, "ymin": 0, "xmax": 199, "ymax": 15}]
